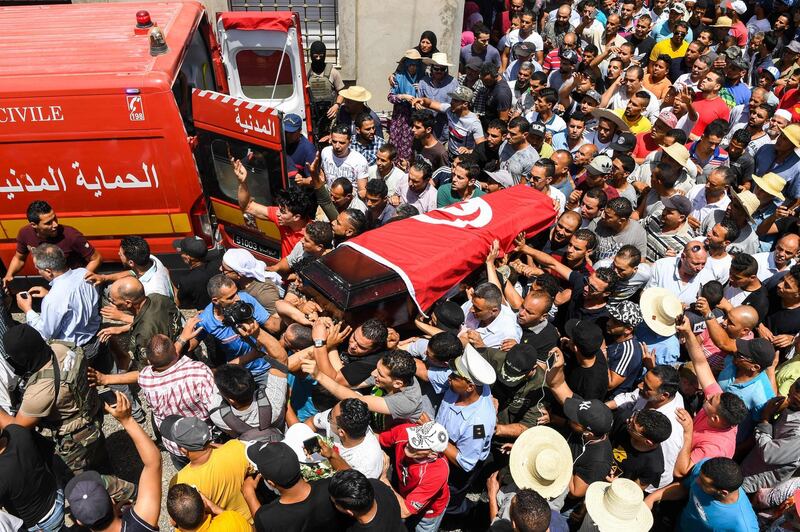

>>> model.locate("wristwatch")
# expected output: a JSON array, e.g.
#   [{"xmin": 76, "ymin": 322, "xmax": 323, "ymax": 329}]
[
  {"xmin": 704, "ymin": 312, "xmax": 715, "ymax": 321},
  {"xmin": 314, "ymin": 339, "xmax": 325, "ymax": 348}
]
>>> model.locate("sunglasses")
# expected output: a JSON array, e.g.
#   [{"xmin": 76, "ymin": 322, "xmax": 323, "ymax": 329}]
[
  {"xmin": 688, "ymin": 244, "xmax": 704, "ymax": 253},
  {"xmin": 431, "ymin": 66, "xmax": 448, "ymax": 72}
]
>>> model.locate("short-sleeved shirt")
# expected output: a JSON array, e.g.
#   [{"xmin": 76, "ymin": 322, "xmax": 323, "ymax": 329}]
[
  {"xmin": 592, "ymin": 219, "xmax": 648, "ymax": 262},
  {"xmin": 565, "ymin": 351, "xmax": 609, "ymax": 401},
  {"xmin": 435, "ymin": 385, "xmax": 496, "ymax": 471},
  {"xmin": 717, "ymin": 357, "xmax": 775, "ymax": 440},
  {"xmin": 340, "ymin": 351, "xmax": 385, "ymax": 389},
  {"xmin": 190, "ymin": 510, "xmax": 252, "ymax": 532},
  {"xmin": 691, "ymin": 95, "xmax": 731, "ymax": 138},
  {"xmin": 173, "ymin": 259, "xmax": 220, "ymax": 310},
  {"xmin": 243, "ymin": 279, "xmax": 280, "ymax": 315},
  {"xmin": 383, "ymin": 377, "xmax": 430, "ymax": 423},
  {"xmin": 197, "ymin": 292, "xmax": 270, "ymax": 375},
  {"xmin": 265, "ymin": 206, "xmax": 305, "ymax": 259},
  {"xmin": 679, "ymin": 460, "xmax": 759, "ymax": 531},
  {"xmin": 480, "ymin": 347, "xmax": 546, "ymax": 431},
  {"xmin": 690, "ymin": 383, "xmax": 737, "ymax": 464},
  {"xmin": 379, "ymin": 423, "xmax": 450, "ymax": 518},
  {"xmin": 606, "ymin": 338, "xmax": 644, "ymax": 396},
  {"xmin": 568, "ymin": 431, "xmax": 613, "ymax": 487},
  {"xmin": 121, "ymin": 507, "xmax": 159, "ymax": 532},
  {"xmin": 436, "ymin": 184, "xmax": 485, "ymax": 208},
  {"xmin": 483, "ymin": 81, "xmax": 513, "ymax": 124},
  {"xmin": 498, "ymin": 142, "xmax": 539, "ymax": 184},
  {"xmin": 254, "ymin": 477, "xmax": 342, "ymax": 532},
  {"xmin": 314, "ymin": 410, "xmax": 383, "ymax": 478},
  {"xmin": 438, "ymin": 104, "xmax": 484, "ymax": 159},
  {"xmin": 460, "ymin": 44, "xmax": 501, "ymax": 68},
  {"xmin": 344, "ymin": 480, "xmax": 405, "ymax": 531},
  {"xmin": 15, "ymin": 224, "xmax": 95, "ymax": 270},
  {"xmin": 174, "ymin": 440, "xmax": 252, "ymax": 523},
  {"xmin": 286, "ymin": 136, "xmax": 317, "ymax": 178},
  {"xmin": 611, "ymin": 432, "xmax": 665, "ymax": 488}
]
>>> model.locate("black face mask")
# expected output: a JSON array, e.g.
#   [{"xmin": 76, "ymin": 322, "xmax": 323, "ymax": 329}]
[{"xmin": 309, "ymin": 42, "xmax": 327, "ymax": 73}]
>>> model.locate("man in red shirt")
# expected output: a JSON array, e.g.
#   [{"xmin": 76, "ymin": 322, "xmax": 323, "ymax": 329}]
[
  {"xmin": 633, "ymin": 110, "xmax": 677, "ymax": 163},
  {"xmin": 4, "ymin": 200, "xmax": 103, "ymax": 286},
  {"xmin": 690, "ymin": 69, "xmax": 730, "ymax": 140},
  {"xmin": 379, "ymin": 422, "xmax": 450, "ymax": 531},
  {"xmin": 235, "ymin": 159, "xmax": 313, "ymax": 258}
]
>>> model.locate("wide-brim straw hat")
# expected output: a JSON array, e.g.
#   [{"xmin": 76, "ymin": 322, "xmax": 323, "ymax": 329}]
[
  {"xmin": 712, "ymin": 16, "xmax": 733, "ymax": 28},
  {"xmin": 730, "ymin": 189, "xmax": 760, "ymax": 223},
  {"xmin": 752, "ymin": 173, "xmax": 786, "ymax": 201},
  {"xmin": 641, "ymin": 287, "xmax": 684, "ymax": 337},
  {"xmin": 660, "ymin": 143, "xmax": 690, "ymax": 167},
  {"xmin": 510, "ymin": 426, "xmax": 573, "ymax": 499},
  {"xmin": 339, "ymin": 85, "xmax": 372, "ymax": 102},
  {"xmin": 592, "ymin": 108, "xmax": 630, "ymax": 133},
  {"xmin": 422, "ymin": 52, "xmax": 454, "ymax": 67},
  {"xmin": 399, "ymin": 49, "xmax": 422, "ymax": 62},
  {"xmin": 585, "ymin": 478, "xmax": 653, "ymax": 532},
  {"xmin": 780, "ymin": 124, "xmax": 800, "ymax": 149}
]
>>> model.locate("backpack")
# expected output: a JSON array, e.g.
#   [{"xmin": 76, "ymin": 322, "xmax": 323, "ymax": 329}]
[
  {"xmin": 307, "ymin": 63, "xmax": 335, "ymax": 105},
  {"xmin": 27, "ymin": 342, "xmax": 99, "ymax": 432},
  {"xmin": 212, "ymin": 383, "xmax": 284, "ymax": 443}
]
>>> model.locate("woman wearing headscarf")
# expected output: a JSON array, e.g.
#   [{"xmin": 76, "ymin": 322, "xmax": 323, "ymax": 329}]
[
  {"xmin": 388, "ymin": 49, "xmax": 424, "ymax": 163},
  {"xmin": 414, "ymin": 31, "xmax": 439, "ymax": 58}
]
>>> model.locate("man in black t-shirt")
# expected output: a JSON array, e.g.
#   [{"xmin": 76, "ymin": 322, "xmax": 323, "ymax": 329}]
[
  {"xmin": 515, "ymin": 290, "xmax": 560, "ymax": 356},
  {"xmin": 545, "ymin": 354, "xmax": 614, "ymax": 511},
  {"xmin": 172, "ymin": 236, "xmax": 220, "ymax": 310},
  {"xmin": 311, "ymin": 318, "xmax": 389, "ymax": 392},
  {"xmin": 610, "ymin": 409, "xmax": 671, "ymax": 490},
  {"xmin": 328, "ymin": 470, "xmax": 404, "ymax": 531},
  {"xmin": 764, "ymin": 264, "xmax": 800, "ymax": 359},
  {"xmin": 562, "ymin": 319, "xmax": 609, "ymax": 401},
  {"xmin": 245, "ymin": 441, "xmax": 343, "ymax": 532}
]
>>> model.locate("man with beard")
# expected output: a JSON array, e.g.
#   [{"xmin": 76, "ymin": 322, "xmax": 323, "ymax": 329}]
[
  {"xmin": 542, "ymin": 32, "xmax": 580, "ymax": 74},
  {"xmin": 593, "ymin": 197, "xmax": 647, "ymax": 261},
  {"xmin": 725, "ymin": 88, "xmax": 768, "ymax": 143},
  {"xmin": 499, "ymin": 117, "xmax": 539, "ymax": 184},
  {"xmin": 722, "ymin": 253, "xmax": 770, "ymax": 321},
  {"xmin": 690, "ymin": 69, "xmax": 729, "ymax": 140},
  {"xmin": 502, "ymin": 10, "xmax": 545, "ymax": 68},
  {"xmin": 725, "ymin": 129, "xmax": 755, "ymax": 192},
  {"xmin": 747, "ymin": 33, "xmax": 776, "ymax": 87},
  {"xmin": 587, "ymin": 110, "xmax": 626, "ymax": 154},
  {"xmin": 306, "ymin": 40, "xmax": 345, "ymax": 139},
  {"xmin": 614, "ymin": 91, "xmax": 653, "ymax": 134},
  {"xmin": 473, "ymin": 119, "xmax": 505, "ymax": 169},
  {"xmin": 644, "ymin": 187, "xmax": 693, "ymax": 262},
  {"xmin": 722, "ymin": 54, "xmax": 751, "ymax": 107},
  {"xmin": 576, "ymin": 187, "xmax": 608, "ymax": 229},
  {"xmin": 410, "ymin": 111, "xmax": 448, "ymax": 171},
  {"xmin": 674, "ymin": 52, "xmax": 711, "ymax": 92},
  {"xmin": 626, "ymin": 14, "xmax": 655, "ymax": 66},
  {"xmin": 506, "ymin": 59, "xmax": 534, "ymax": 107},
  {"xmin": 766, "ymin": 109, "xmax": 791, "ymax": 142},
  {"xmin": 349, "ymin": 113, "xmax": 385, "ymax": 167},
  {"xmin": 652, "ymin": 4, "xmax": 693, "ymax": 43},
  {"xmin": 551, "ymin": 112, "xmax": 589, "ymax": 154},
  {"xmin": 545, "ymin": 48, "xmax": 579, "ymax": 91},
  {"xmin": 528, "ymin": 159, "xmax": 566, "ymax": 214},
  {"xmin": 526, "ymin": 210, "xmax": 582, "ymax": 257},
  {"xmin": 618, "ymin": 0, "xmax": 636, "ymax": 36},
  {"xmin": 460, "ymin": 23, "xmax": 500, "ymax": 70},
  {"xmin": 687, "ymin": 120, "xmax": 730, "ymax": 181},
  {"xmin": 542, "ymin": 5, "xmax": 575, "ymax": 52},
  {"xmin": 478, "ymin": 63, "xmax": 513, "ymax": 128},
  {"xmin": 669, "ymin": 40, "xmax": 706, "ymax": 82}
]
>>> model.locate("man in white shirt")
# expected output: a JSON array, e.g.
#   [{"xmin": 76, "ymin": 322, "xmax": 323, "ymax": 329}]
[
  {"xmin": 686, "ymin": 168, "xmax": 731, "ymax": 232},
  {"xmin": 321, "ymin": 124, "xmax": 370, "ymax": 198},
  {"xmin": 529, "ymin": 159, "xmax": 566, "ymax": 214},
  {"xmin": 392, "ymin": 161, "xmax": 438, "ymax": 214},
  {"xmin": 313, "ymin": 398, "xmax": 384, "ymax": 479},
  {"xmin": 368, "ymin": 144, "xmax": 406, "ymax": 197},
  {"xmin": 646, "ymin": 240, "xmax": 717, "ymax": 305},
  {"xmin": 754, "ymin": 233, "xmax": 799, "ymax": 283},
  {"xmin": 461, "ymin": 283, "xmax": 522, "ymax": 349}
]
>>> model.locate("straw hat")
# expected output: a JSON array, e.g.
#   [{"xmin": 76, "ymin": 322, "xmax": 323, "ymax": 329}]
[
  {"xmin": 510, "ymin": 426, "xmax": 573, "ymax": 498},
  {"xmin": 712, "ymin": 16, "xmax": 733, "ymax": 27},
  {"xmin": 780, "ymin": 124, "xmax": 800, "ymax": 149},
  {"xmin": 660, "ymin": 143, "xmax": 690, "ymax": 167},
  {"xmin": 422, "ymin": 52, "xmax": 454, "ymax": 67},
  {"xmin": 585, "ymin": 478, "xmax": 653, "ymax": 532},
  {"xmin": 339, "ymin": 85, "xmax": 372, "ymax": 102},
  {"xmin": 730, "ymin": 189, "xmax": 760, "ymax": 223},
  {"xmin": 592, "ymin": 108, "xmax": 630, "ymax": 133},
  {"xmin": 641, "ymin": 287, "xmax": 684, "ymax": 337},
  {"xmin": 399, "ymin": 49, "xmax": 422, "ymax": 62},
  {"xmin": 752, "ymin": 173, "xmax": 787, "ymax": 201}
]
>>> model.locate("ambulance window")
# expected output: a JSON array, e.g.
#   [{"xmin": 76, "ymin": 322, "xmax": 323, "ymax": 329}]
[
  {"xmin": 235, "ymin": 49, "xmax": 294, "ymax": 100},
  {"xmin": 204, "ymin": 137, "xmax": 282, "ymax": 206}
]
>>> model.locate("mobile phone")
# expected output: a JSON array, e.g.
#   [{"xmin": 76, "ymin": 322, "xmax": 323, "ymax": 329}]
[
  {"xmin": 98, "ymin": 387, "xmax": 117, "ymax": 407},
  {"xmin": 303, "ymin": 436, "xmax": 321, "ymax": 456},
  {"xmin": 18, "ymin": 291, "xmax": 29, "ymax": 300}
]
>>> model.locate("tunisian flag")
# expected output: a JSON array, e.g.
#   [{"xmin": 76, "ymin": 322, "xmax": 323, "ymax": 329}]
[{"xmin": 341, "ymin": 186, "xmax": 557, "ymax": 313}]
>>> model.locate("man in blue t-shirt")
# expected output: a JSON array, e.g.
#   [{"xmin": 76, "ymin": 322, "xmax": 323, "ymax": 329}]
[
  {"xmin": 645, "ymin": 458, "xmax": 758, "ymax": 531},
  {"xmin": 605, "ymin": 301, "xmax": 645, "ymax": 398},
  {"xmin": 175, "ymin": 274, "xmax": 288, "ymax": 386}
]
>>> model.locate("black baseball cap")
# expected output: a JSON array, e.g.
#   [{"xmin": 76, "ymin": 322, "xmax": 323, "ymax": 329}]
[
  {"xmin": 246, "ymin": 441, "xmax": 302, "ymax": 488},
  {"xmin": 173, "ymin": 236, "xmax": 208, "ymax": 259},
  {"xmin": 564, "ymin": 396, "xmax": 613, "ymax": 435},
  {"xmin": 565, "ymin": 319, "xmax": 604, "ymax": 357},
  {"xmin": 612, "ymin": 132, "xmax": 637, "ymax": 153},
  {"xmin": 65, "ymin": 471, "xmax": 115, "ymax": 528},
  {"xmin": 498, "ymin": 344, "xmax": 539, "ymax": 387},
  {"xmin": 432, "ymin": 301, "xmax": 465, "ymax": 334},
  {"xmin": 735, "ymin": 338, "xmax": 775, "ymax": 370}
]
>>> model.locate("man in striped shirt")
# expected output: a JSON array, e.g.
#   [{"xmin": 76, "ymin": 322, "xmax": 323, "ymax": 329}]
[
  {"xmin": 89, "ymin": 333, "xmax": 217, "ymax": 467},
  {"xmin": 605, "ymin": 301, "xmax": 645, "ymax": 398}
]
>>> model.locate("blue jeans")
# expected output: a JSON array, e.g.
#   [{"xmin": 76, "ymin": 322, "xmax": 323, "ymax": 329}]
[
  {"xmin": 407, "ymin": 511, "xmax": 445, "ymax": 532},
  {"xmin": 29, "ymin": 489, "xmax": 64, "ymax": 532}
]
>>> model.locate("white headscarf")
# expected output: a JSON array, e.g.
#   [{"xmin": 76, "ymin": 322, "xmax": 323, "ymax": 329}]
[{"xmin": 222, "ymin": 248, "xmax": 267, "ymax": 282}]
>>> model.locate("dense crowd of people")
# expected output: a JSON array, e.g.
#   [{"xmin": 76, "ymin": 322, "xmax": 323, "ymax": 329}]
[{"xmin": 2, "ymin": 0, "xmax": 800, "ymax": 530}]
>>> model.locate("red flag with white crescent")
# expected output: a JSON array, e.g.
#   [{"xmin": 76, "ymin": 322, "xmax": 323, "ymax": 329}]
[{"xmin": 341, "ymin": 186, "xmax": 557, "ymax": 313}]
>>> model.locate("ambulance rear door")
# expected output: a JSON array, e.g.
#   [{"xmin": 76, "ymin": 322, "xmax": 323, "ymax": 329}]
[
  {"xmin": 215, "ymin": 12, "xmax": 312, "ymax": 138},
  {"xmin": 190, "ymin": 88, "xmax": 287, "ymax": 262}
]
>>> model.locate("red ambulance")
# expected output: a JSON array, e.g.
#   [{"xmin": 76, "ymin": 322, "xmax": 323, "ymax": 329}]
[{"xmin": 0, "ymin": 2, "xmax": 313, "ymax": 274}]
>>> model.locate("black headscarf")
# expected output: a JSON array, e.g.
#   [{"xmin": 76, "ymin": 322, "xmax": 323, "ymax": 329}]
[
  {"xmin": 415, "ymin": 31, "xmax": 439, "ymax": 58},
  {"xmin": 309, "ymin": 41, "xmax": 327, "ymax": 74},
  {"xmin": 3, "ymin": 324, "xmax": 53, "ymax": 379}
]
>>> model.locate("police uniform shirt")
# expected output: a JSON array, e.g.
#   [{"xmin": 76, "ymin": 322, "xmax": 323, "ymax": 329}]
[{"xmin": 435, "ymin": 385, "xmax": 497, "ymax": 472}]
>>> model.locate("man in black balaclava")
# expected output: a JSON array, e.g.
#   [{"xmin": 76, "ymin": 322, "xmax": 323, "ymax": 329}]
[{"xmin": 307, "ymin": 40, "xmax": 345, "ymax": 137}]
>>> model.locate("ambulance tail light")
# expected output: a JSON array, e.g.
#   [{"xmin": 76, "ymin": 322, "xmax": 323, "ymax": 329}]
[{"xmin": 190, "ymin": 196, "xmax": 214, "ymax": 247}]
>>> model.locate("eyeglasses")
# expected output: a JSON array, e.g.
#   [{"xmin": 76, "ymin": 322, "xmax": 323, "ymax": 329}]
[
  {"xmin": 431, "ymin": 66, "xmax": 448, "ymax": 72},
  {"xmin": 674, "ymin": 31, "xmax": 688, "ymax": 37}
]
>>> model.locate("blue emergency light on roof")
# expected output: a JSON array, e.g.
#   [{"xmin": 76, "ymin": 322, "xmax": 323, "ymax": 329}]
[{"xmin": 125, "ymin": 89, "xmax": 141, "ymax": 95}]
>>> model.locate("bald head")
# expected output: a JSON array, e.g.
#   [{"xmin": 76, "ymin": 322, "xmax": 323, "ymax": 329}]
[
  {"xmin": 563, "ymin": 32, "xmax": 578, "ymax": 46},
  {"xmin": 111, "ymin": 277, "xmax": 145, "ymax": 303},
  {"xmin": 147, "ymin": 334, "xmax": 178, "ymax": 368},
  {"xmin": 729, "ymin": 306, "xmax": 759, "ymax": 330},
  {"xmin": 579, "ymin": 144, "xmax": 598, "ymax": 158},
  {"xmin": 561, "ymin": 210, "xmax": 582, "ymax": 228}
]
